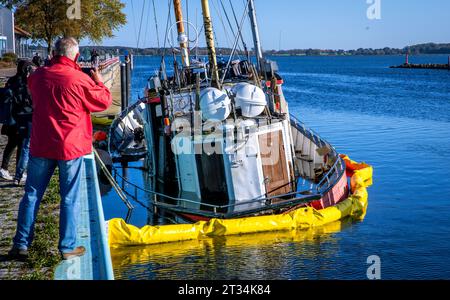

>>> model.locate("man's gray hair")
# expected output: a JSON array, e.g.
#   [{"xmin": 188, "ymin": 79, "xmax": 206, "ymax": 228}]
[{"xmin": 54, "ymin": 37, "xmax": 79, "ymax": 60}]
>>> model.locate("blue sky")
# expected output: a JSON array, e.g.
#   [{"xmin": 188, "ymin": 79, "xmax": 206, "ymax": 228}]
[{"xmin": 84, "ymin": 0, "xmax": 450, "ymax": 50}]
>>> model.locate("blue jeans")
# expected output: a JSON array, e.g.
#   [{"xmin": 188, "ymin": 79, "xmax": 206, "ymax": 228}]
[
  {"xmin": 13, "ymin": 156, "xmax": 84, "ymax": 253},
  {"xmin": 14, "ymin": 136, "xmax": 30, "ymax": 181}
]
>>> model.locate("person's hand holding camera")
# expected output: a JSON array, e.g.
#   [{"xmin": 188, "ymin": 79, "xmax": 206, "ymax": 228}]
[{"xmin": 90, "ymin": 68, "xmax": 104, "ymax": 84}]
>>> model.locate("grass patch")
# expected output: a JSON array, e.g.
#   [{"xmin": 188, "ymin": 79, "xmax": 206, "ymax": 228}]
[
  {"xmin": 19, "ymin": 171, "xmax": 61, "ymax": 280},
  {"xmin": 0, "ymin": 236, "xmax": 12, "ymax": 247}
]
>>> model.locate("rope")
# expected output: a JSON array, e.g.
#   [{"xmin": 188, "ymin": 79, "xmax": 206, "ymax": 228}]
[
  {"xmin": 186, "ymin": 0, "xmax": 190, "ymax": 50},
  {"xmin": 218, "ymin": 0, "xmax": 244, "ymax": 57},
  {"xmin": 136, "ymin": 0, "xmax": 147, "ymax": 49},
  {"xmin": 211, "ymin": 0, "xmax": 234, "ymax": 56},
  {"xmin": 219, "ymin": 0, "xmax": 236, "ymax": 36},
  {"xmin": 142, "ymin": 0, "xmax": 153, "ymax": 48},
  {"xmin": 159, "ymin": 0, "xmax": 174, "ymax": 80},
  {"xmin": 220, "ymin": 0, "xmax": 251, "ymax": 85},
  {"xmin": 93, "ymin": 149, "xmax": 134, "ymax": 210},
  {"xmin": 130, "ymin": 0, "xmax": 139, "ymax": 49},
  {"xmin": 152, "ymin": 0, "xmax": 161, "ymax": 50},
  {"xmin": 195, "ymin": 8, "xmax": 198, "ymax": 58},
  {"xmin": 228, "ymin": 0, "xmax": 249, "ymax": 57}
]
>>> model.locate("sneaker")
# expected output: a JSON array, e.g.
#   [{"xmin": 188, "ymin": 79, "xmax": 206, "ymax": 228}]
[
  {"xmin": 8, "ymin": 247, "xmax": 29, "ymax": 261},
  {"xmin": 14, "ymin": 174, "xmax": 27, "ymax": 186},
  {"xmin": 0, "ymin": 168, "xmax": 13, "ymax": 181},
  {"xmin": 61, "ymin": 246, "xmax": 86, "ymax": 260}
]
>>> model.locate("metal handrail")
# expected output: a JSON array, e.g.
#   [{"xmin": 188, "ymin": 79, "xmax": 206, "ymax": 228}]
[
  {"xmin": 107, "ymin": 96, "xmax": 149, "ymax": 155},
  {"xmin": 113, "ymin": 168, "xmax": 320, "ymax": 211},
  {"xmin": 289, "ymin": 114, "xmax": 346, "ymax": 194}
]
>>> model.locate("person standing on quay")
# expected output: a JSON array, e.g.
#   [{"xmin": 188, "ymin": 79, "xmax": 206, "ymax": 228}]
[{"xmin": 9, "ymin": 37, "xmax": 112, "ymax": 261}]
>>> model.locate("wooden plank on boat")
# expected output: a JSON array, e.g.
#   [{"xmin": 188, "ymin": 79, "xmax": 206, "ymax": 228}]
[
  {"xmin": 309, "ymin": 142, "xmax": 317, "ymax": 178},
  {"xmin": 295, "ymin": 158, "xmax": 304, "ymax": 178},
  {"xmin": 259, "ymin": 131, "xmax": 291, "ymax": 197},
  {"xmin": 292, "ymin": 126, "xmax": 298, "ymax": 146},
  {"xmin": 296, "ymin": 130, "xmax": 304, "ymax": 153},
  {"xmin": 302, "ymin": 136, "xmax": 311, "ymax": 157},
  {"xmin": 302, "ymin": 160, "xmax": 311, "ymax": 179}
]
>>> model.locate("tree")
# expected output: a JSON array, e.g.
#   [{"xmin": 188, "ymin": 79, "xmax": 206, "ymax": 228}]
[{"xmin": 1, "ymin": 0, "xmax": 126, "ymax": 54}]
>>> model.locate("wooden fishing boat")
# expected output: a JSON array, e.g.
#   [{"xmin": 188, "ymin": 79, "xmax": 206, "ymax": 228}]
[{"xmin": 109, "ymin": 0, "xmax": 349, "ymax": 223}]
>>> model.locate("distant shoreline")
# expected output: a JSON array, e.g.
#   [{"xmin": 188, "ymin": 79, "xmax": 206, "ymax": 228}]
[
  {"xmin": 92, "ymin": 53, "xmax": 450, "ymax": 58},
  {"xmin": 266, "ymin": 53, "xmax": 450, "ymax": 57},
  {"xmin": 79, "ymin": 42, "xmax": 450, "ymax": 57}
]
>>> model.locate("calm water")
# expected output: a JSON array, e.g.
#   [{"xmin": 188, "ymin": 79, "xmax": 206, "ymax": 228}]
[{"xmin": 102, "ymin": 55, "xmax": 450, "ymax": 279}]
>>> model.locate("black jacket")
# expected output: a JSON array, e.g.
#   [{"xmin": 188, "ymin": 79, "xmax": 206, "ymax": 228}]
[{"xmin": 5, "ymin": 61, "xmax": 33, "ymax": 137}]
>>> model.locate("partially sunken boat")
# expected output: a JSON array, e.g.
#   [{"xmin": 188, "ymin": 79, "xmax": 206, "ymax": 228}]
[{"xmin": 109, "ymin": 0, "xmax": 349, "ymax": 223}]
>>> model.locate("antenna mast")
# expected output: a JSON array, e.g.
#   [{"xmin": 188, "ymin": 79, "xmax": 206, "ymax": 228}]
[
  {"xmin": 173, "ymin": 0, "xmax": 190, "ymax": 67},
  {"xmin": 201, "ymin": 0, "xmax": 221, "ymax": 89},
  {"xmin": 248, "ymin": 0, "xmax": 264, "ymax": 72}
]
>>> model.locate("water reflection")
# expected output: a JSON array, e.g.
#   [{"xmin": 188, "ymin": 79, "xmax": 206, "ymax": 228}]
[{"xmin": 110, "ymin": 218, "xmax": 354, "ymax": 280}]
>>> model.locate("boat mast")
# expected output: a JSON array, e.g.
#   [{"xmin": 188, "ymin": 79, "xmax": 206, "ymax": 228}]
[
  {"xmin": 248, "ymin": 0, "xmax": 264, "ymax": 72},
  {"xmin": 201, "ymin": 0, "xmax": 221, "ymax": 89},
  {"xmin": 173, "ymin": 0, "xmax": 190, "ymax": 67}
]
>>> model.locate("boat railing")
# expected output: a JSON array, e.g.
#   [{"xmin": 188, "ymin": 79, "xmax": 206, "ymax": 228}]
[
  {"xmin": 315, "ymin": 155, "xmax": 346, "ymax": 194},
  {"xmin": 107, "ymin": 97, "xmax": 148, "ymax": 155},
  {"xmin": 112, "ymin": 168, "xmax": 320, "ymax": 217},
  {"xmin": 289, "ymin": 113, "xmax": 327, "ymax": 148},
  {"xmin": 289, "ymin": 113, "xmax": 346, "ymax": 194}
]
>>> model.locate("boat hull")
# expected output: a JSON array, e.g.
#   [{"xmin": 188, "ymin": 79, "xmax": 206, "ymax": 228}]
[{"xmin": 177, "ymin": 173, "xmax": 349, "ymax": 223}]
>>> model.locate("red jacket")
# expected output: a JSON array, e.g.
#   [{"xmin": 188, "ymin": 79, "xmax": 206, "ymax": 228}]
[{"xmin": 28, "ymin": 55, "xmax": 112, "ymax": 161}]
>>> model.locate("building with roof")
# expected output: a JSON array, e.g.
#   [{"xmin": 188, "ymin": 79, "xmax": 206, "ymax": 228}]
[
  {"xmin": 0, "ymin": 6, "xmax": 39, "ymax": 58},
  {"xmin": 0, "ymin": 6, "xmax": 15, "ymax": 56},
  {"xmin": 14, "ymin": 24, "xmax": 32, "ymax": 58}
]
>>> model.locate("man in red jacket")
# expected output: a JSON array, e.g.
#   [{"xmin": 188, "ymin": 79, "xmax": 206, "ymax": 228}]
[{"xmin": 9, "ymin": 37, "xmax": 112, "ymax": 261}]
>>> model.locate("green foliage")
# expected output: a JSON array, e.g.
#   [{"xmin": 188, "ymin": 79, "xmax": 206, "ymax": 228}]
[
  {"xmin": 266, "ymin": 43, "xmax": 450, "ymax": 56},
  {"xmin": 0, "ymin": 0, "xmax": 126, "ymax": 52},
  {"xmin": 83, "ymin": 43, "xmax": 450, "ymax": 58},
  {"xmin": 406, "ymin": 43, "xmax": 450, "ymax": 55}
]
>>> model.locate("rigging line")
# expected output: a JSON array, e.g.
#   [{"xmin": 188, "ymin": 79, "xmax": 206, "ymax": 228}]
[
  {"xmin": 219, "ymin": 0, "xmax": 235, "ymax": 36},
  {"xmin": 186, "ymin": 0, "xmax": 189, "ymax": 50},
  {"xmin": 152, "ymin": 0, "xmax": 161, "ymax": 50},
  {"xmin": 130, "ymin": 0, "xmax": 139, "ymax": 49},
  {"xmin": 160, "ymin": 0, "xmax": 174, "ymax": 78},
  {"xmin": 220, "ymin": 0, "xmax": 251, "ymax": 85},
  {"xmin": 217, "ymin": 0, "xmax": 244, "ymax": 58},
  {"xmin": 217, "ymin": 0, "xmax": 242, "ymax": 59},
  {"xmin": 211, "ymin": 0, "xmax": 235, "ymax": 58},
  {"xmin": 136, "ymin": 0, "xmax": 147, "ymax": 49},
  {"xmin": 112, "ymin": 174, "xmax": 178, "ymax": 224},
  {"xmin": 162, "ymin": 0, "xmax": 174, "ymax": 51},
  {"xmin": 169, "ymin": 8, "xmax": 177, "ymax": 56},
  {"xmin": 195, "ymin": 8, "xmax": 198, "ymax": 58},
  {"xmin": 170, "ymin": 24, "xmax": 176, "ymax": 53},
  {"xmin": 228, "ymin": 0, "xmax": 249, "ymax": 57},
  {"xmin": 143, "ymin": 0, "xmax": 152, "ymax": 48}
]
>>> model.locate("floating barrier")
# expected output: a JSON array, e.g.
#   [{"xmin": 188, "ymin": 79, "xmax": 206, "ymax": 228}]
[
  {"xmin": 107, "ymin": 155, "xmax": 372, "ymax": 247},
  {"xmin": 111, "ymin": 218, "xmax": 351, "ymax": 267},
  {"xmin": 92, "ymin": 115, "xmax": 114, "ymax": 126}
]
